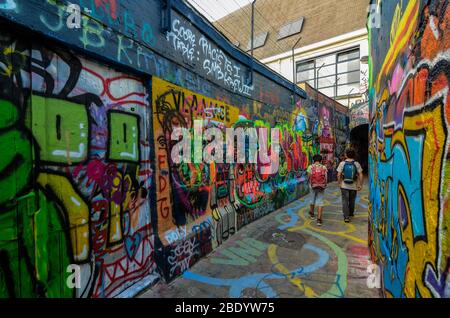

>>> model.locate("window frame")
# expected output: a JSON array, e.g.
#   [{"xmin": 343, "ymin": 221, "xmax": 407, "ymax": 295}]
[{"xmin": 295, "ymin": 47, "xmax": 361, "ymax": 99}]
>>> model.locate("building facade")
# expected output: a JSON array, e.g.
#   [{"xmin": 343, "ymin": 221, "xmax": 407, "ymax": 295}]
[{"xmin": 215, "ymin": 0, "xmax": 370, "ymax": 108}]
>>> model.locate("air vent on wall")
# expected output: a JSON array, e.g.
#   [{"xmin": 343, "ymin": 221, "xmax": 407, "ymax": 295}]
[
  {"xmin": 278, "ymin": 17, "xmax": 304, "ymax": 40},
  {"xmin": 246, "ymin": 32, "xmax": 269, "ymax": 51}
]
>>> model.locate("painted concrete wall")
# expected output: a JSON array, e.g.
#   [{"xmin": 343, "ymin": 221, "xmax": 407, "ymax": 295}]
[
  {"xmin": 0, "ymin": 0, "xmax": 347, "ymax": 298},
  {"xmin": 349, "ymin": 101, "xmax": 369, "ymax": 130},
  {"xmin": 368, "ymin": 0, "xmax": 450, "ymax": 298},
  {"xmin": 299, "ymin": 83, "xmax": 349, "ymax": 174}
]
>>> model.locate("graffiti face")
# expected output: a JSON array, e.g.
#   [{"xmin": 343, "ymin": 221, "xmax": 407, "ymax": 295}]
[
  {"xmin": 369, "ymin": 0, "xmax": 450, "ymax": 298},
  {"xmin": 0, "ymin": 33, "xmax": 156, "ymax": 298}
]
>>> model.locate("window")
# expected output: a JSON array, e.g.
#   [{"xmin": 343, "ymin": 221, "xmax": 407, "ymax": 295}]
[
  {"xmin": 296, "ymin": 60, "xmax": 315, "ymax": 87},
  {"xmin": 295, "ymin": 47, "xmax": 361, "ymax": 99},
  {"xmin": 336, "ymin": 48, "xmax": 360, "ymax": 97},
  {"xmin": 278, "ymin": 17, "xmax": 304, "ymax": 40},
  {"xmin": 246, "ymin": 32, "xmax": 269, "ymax": 50},
  {"xmin": 338, "ymin": 49, "xmax": 360, "ymax": 62}
]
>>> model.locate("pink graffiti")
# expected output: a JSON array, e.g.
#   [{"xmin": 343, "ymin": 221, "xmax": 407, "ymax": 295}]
[
  {"xmin": 388, "ymin": 64, "xmax": 405, "ymax": 95},
  {"xmin": 95, "ymin": 0, "xmax": 117, "ymax": 20},
  {"xmin": 86, "ymin": 158, "xmax": 107, "ymax": 186}
]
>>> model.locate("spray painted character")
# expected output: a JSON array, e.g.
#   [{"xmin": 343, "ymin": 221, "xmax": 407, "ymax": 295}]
[{"xmin": 0, "ymin": 99, "xmax": 73, "ymax": 298}]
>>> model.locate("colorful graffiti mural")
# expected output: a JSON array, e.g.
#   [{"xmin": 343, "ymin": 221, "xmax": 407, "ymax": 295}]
[
  {"xmin": 349, "ymin": 101, "xmax": 369, "ymax": 130},
  {"xmin": 0, "ymin": 36, "xmax": 347, "ymax": 296},
  {"xmin": 0, "ymin": 0, "xmax": 348, "ymax": 297},
  {"xmin": 298, "ymin": 83, "xmax": 349, "ymax": 181},
  {"xmin": 0, "ymin": 32, "xmax": 157, "ymax": 298},
  {"xmin": 369, "ymin": 0, "xmax": 450, "ymax": 298},
  {"xmin": 151, "ymin": 77, "xmax": 322, "ymax": 281}
]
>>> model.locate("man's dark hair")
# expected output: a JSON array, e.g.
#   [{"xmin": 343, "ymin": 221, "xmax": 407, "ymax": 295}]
[
  {"xmin": 346, "ymin": 149, "xmax": 356, "ymax": 159},
  {"xmin": 313, "ymin": 154, "xmax": 322, "ymax": 162}
]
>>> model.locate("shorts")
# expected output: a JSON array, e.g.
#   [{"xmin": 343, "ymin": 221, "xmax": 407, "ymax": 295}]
[{"xmin": 310, "ymin": 188, "xmax": 325, "ymax": 207}]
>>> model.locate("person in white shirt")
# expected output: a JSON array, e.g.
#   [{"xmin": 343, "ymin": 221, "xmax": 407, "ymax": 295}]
[{"xmin": 336, "ymin": 149, "xmax": 363, "ymax": 223}]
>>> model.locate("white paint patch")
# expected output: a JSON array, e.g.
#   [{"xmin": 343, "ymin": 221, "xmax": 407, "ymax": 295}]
[
  {"xmin": 71, "ymin": 196, "xmax": 81, "ymax": 206},
  {"xmin": 52, "ymin": 143, "xmax": 86, "ymax": 158},
  {"xmin": 429, "ymin": 16, "xmax": 440, "ymax": 40}
]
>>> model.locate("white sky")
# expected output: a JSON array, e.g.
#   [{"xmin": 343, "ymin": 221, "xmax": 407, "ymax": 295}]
[{"xmin": 187, "ymin": 0, "xmax": 253, "ymax": 22}]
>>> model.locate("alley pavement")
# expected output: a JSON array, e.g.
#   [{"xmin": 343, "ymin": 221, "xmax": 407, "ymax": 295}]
[{"xmin": 138, "ymin": 182, "xmax": 381, "ymax": 298}]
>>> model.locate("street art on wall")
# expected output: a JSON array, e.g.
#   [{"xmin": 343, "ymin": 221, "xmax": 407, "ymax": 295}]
[
  {"xmin": 318, "ymin": 105, "xmax": 335, "ymax": 165},
  {"xmin": 349, "ymin": 101, "xmax": 369, "ymax": 130},
  {"xmin": 369, "ymin": 0, "xmax": 450, "ymax": 298},
  {"xmin": 298, "ymin": 83, "xmax": 349, "ymax": 181},
  {"xmin": 152, "ymin": 77, "xmax": 317, "ymax": 281},
  {"xmin": 0, "ymin": 32, "xmax": 157, "ymax": 298},
  {"xmin": 0, "ymin": 0, "xmax": 349, "ymax": 297}
]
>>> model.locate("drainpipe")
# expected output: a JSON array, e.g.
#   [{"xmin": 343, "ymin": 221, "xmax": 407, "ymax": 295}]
[
  {"xmin": 161, "ymin": 0, "xmax": 172, "ymax": 34},
  {"xmin": 347, "ymin": 88, "xmax": 355, "ymax": 145},
  {"xmin": 315, "ymin": 62, "xmax": 325, "ymax": 111},
  {"xmin": 292, "ymin": 36, "xmax": 302, "ymax": 104}
]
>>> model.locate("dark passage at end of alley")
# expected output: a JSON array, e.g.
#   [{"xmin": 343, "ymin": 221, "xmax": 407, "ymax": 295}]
[{"xmin": 139, "ymin": 181, "xmax": 380, "ymax": 298}]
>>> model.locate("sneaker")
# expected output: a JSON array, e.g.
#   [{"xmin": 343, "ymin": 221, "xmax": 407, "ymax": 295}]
[
  {"xmin": 344, "ymin": 218, "xmax": 350, "ymax": 223},
  {"xmin": 309, "ymin": 212, "xmax": 315, "ymax": 220},
  {"xmin": 317, "ymin": 219, "xmax": 323, "ymax": 226}
]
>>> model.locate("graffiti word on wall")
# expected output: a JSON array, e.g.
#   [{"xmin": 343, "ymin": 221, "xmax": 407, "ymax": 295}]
[{"xmin": 167, "ymin": 19, "xmax": 254, "ymax": 96}]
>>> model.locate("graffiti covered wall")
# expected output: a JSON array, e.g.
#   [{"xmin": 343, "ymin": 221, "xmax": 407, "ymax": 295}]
[
  {"xmin": 350, "ymin": 101, "xmax": 369, "ymax": 130},
  {"xmin": 152, "ymin": 77, "xmax": 319, "ymax": 281},
  {"xmin": 299, "ymin": 83, "xmax": 349, "ymax": 179},
  {"xmin": 0, "ymin": 0, "xmax": 348, "ymax": 297},
  {"xmin": 0, "ymin": 32, "xmax": 157, "ymax": 298},
  {"xmin": 368, "ymin": 0, "xmax": 450, "ymax": 298}
]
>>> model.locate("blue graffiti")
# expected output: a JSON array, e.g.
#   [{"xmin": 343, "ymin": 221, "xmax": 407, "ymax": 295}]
[
  {"xmin": 370, "ymin": 133, "xmax": 424, "ymax": 297},
  {"xmin": 294, "ymin": 112, "xmax": 308, "ymax": 133},
  {"xmin": 277, "ymin": 200, "xmax": 307, "ymax": 230},
  {"xmin": 183, "ymin": 244, "xmax": 329, "ymax": 298},
  {"xmin": 0, "ymin": 0, "xmax": 16, "ymax": 10}
]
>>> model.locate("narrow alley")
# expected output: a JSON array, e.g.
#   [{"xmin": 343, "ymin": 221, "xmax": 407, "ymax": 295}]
[
  {"xmin": 139, "ymin": 182, "xmax": 379, "ymax": 298},
  {"xmin": 1, "ymin": 0, "xmax": 448, "ymax": 301}
]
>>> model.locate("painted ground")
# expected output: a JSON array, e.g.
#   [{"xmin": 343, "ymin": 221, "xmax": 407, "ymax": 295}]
[{"xmin": 138, "ymin": 181, "xmax": 381, "ymax": 298}]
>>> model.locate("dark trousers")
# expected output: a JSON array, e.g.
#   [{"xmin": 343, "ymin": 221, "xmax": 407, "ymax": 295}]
[{"xmin": 341, "ymin": 188, "xmax": 357, "ymax": 218}]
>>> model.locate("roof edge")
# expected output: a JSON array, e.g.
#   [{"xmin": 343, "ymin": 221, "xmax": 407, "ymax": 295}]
[
  {"xmin": 173, "ymin": 0, "xmax": 307, "ymax": 99},
  {"xmin": 261, "ymin": 28, "xmax": 368, "ymax": 64}
]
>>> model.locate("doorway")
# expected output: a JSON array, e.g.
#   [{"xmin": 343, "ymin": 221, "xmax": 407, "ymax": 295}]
[{"xmin": 350, "ymin": 124, "xmax": 369, "ymax": 175}]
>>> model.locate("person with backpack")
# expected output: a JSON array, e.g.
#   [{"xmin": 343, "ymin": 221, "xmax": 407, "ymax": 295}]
[
  {"xmin": 307, "ymin": 154, "xmax": 328, "ymax": 226},
  {"xmin": 336, "ymin": 149, "xmax": 364, "ymax": 223}
]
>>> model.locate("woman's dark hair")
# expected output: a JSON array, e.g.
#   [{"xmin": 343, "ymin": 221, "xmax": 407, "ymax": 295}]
[
  {"xmin": 313, "ymin": 154, "xmax": 323, "ymax": 162},
  {"xmin": 346, "ymin": 149, "xmax": 356, "ymax": 159}
]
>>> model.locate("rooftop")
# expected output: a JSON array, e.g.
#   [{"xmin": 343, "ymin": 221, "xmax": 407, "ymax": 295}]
[{"xmin": 213, "ymin": 0, "xmax": 370, "ymax": 60}]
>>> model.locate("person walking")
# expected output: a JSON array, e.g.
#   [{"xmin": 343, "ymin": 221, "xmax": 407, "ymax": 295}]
[
  {"xmin": 336, "ymin": 149, "xmax": 363, "ymax": 223},
  {"xmin": 307, "ymin": 154, "xmax": 328, "ymax": 226}
]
